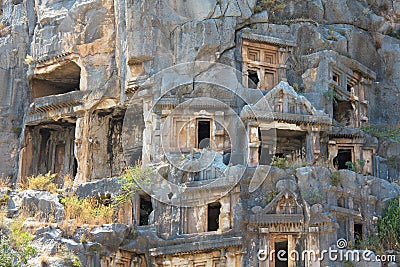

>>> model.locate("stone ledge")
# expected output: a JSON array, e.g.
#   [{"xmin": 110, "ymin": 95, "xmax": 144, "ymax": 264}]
[
  {"xmin": 29, "ymin": 90, "xmax": 87, "ymax": 114},
  {"xmin": 248, "ymin": 213, "xmax": 304, "ymax": 225},
  {"xmin": 242, "ymin": 33, "xmax": 296, "ymax": 47},
  {"xmin": 149, "ymin": 236, "xmax": 242, "ymax": 256}
]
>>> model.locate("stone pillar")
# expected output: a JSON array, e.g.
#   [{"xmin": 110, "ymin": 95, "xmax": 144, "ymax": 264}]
[
  {"xmin": 118, "ymin": 201, "xmax": 133, "ymax": 225},
  {"xmin": 219, "ymin": 248, "xmax": 227, "ymax": 267},
  {"xmin": 288, "ymin": 235, "xmax": 295, "ymax": 267},
  {"xmin": 248, "ymin": 123, "xmax": 259, "ymax": 167},
  {"xmin": 259, "ymin": 231, "xmax": 271, "ymax": 267},
  {"xmin": 220, "ymin": 196, "xmax": 231, "ymax": 232},
  {"xmin": 306, "ymin": 130, "xmax": 315, "ymax": 164},
  {"xmin": 74, "ymin": 112, "xmax": 90, "ymax": 186},
  {"xmin": 277, "ymin": 47, "xmax": 288, "ymax": 82},
  {"xmin": 328, "ymin": 141, "xmax": 338, "ymax": 169},
  {"xmin": 226, "ymin": 252, "xmax": 237, "ymax": 267},
  {"xmin": 348, "ymin": 197, "xmax": 355, "ymax": 244},
  {"xmin": 307, "ymin": 227, "xmax": 321, "ymax": 267},
  {"xmin": 312, "ymin": 128, "xmax": 320, "ymax": 160},
  {"xmin": 17, "ymin": 129, "xmax": 33, "ymax": 184}
]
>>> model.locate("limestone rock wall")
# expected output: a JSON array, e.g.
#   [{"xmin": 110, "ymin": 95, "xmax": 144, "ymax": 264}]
[
  {"xmin": 0, "ymin": 0, "xmax": 30, "ymax": 180},
  {"xmin": 1, "ymin": 0, "xmax": 400, "ymax": 181}
]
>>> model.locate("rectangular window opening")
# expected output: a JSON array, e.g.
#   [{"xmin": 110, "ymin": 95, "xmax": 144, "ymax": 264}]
[
  {"xmin": 207, "ymin": 202, "xmax": 221, "ymax": 231},
  {"xmin": 139, "ymin": 194, "xmax": 153, "ymax": 226},
  {"xmin": 197, "ymin": 120, "xmax": 210, "ymax": 149},
  {"xmin": 248, "ymin": 70, "xmax": 259, "ymax": 89}
]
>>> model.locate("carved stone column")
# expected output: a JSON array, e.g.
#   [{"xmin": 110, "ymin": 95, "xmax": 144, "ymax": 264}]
[
  {"xmin": 306, "ymin": 129, "xmax": 315, "ymax": 163},
  {"xmin": 74, "ymin": 112, "xmax": 90, "ymax": 185}
]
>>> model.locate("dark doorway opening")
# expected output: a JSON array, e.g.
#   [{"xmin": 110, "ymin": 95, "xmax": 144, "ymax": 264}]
[
  {"xmin": 275, "ymin": 240, "xmax": 288, "ymax": 267},
  {"xmin": 197, "ymin": 120, "xmax": 210, "ymax": 149},
  {"xmin": 139, "ymin": 194, "xmax": 153, "ymax": 226},
  {"xmin": 275, "ymin": 130, "xmax": 306, "ymax": 163},
  {"xmin": 207, "ymin": 202, "xmax": 221, "ymax": 231},
  {"xmin": 354, "ymin": 223, "xmax": 363, "ymax": 245},
  {"xmin": 334, "ymin": 149, "xmax": 352, "ymax": 170},
  {"xmin": 248, "ymin": 70, "xmax": 259, "ymax": 89}
]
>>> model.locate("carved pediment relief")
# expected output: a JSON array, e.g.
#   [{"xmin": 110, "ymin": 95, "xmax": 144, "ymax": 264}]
[
  {"xmin": 249, "ymin": 189, "xmax": 304, "ymax": 230},
  {"xmin": 258, "ymin": 82, "xmax": 318, "ymax": 116},
  {"xmin": 263, "ymin": 189, "xmax": 303, "ymax": 215},
  {"xmin": 241, "ymin": 81, "xmax": 331, "ymax": 125}
]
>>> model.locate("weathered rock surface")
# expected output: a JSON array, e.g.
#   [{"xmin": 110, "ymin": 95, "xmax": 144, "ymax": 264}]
[
  {"xmin": 90, "ymin": 223, "xmax": 130, "ymax": 252},
  {"xmin": 20, "ymin": 190, "xmax": 64, "ymax": 222},
  {"xmin": 1, "ymin": 0, "xmax": 400, "ymax": 266}
]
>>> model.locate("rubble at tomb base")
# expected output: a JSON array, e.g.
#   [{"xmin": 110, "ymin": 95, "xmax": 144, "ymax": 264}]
[{"xmin": 0, "ymin": 0, "xmax": 400, "ymax": 266}]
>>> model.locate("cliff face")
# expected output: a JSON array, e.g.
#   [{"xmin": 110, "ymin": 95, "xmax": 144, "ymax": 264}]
[
  {"xmin": 1, "ymin": 1, "xmax": 400, "ymax": 266},
  {"xmin": 1, "ymin": 0, "xmax": 400, "ymax": 179}
]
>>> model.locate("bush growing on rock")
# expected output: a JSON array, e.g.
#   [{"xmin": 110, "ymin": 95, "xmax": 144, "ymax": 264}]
[
  {"xmin": 0, "ymin": 218, "xmax": 37, "ymax": 266},
  {"xmin": 25, "ymin": 172, "xmax": 57, "ymax": 193},
  {"xmin": 61, "ymin": 196, "xmax": 114, "ymax": 226},
  {"xmin": 113, "ymin": 165, "xmax": 153, "ymax": 207},
  {"xmin": 330, "ymin": 171, "xmax": 342, "ymax": 186}
]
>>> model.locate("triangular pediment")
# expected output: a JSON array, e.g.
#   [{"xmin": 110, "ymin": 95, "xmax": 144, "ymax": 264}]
[
  {"xmin": 254, "ymin": 81, "xmax": 321, "ymax": 116},
  {"xmin": 241, "ymin": 81, "xmax": 331, "ymax": 125},
  {"xmin": 263, "ymin": 188, "xmax": 303, "ymax": 215}
]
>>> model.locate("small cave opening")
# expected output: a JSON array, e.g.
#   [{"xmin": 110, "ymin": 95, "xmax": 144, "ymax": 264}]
[
  {"xmin": 207, "ymin": 202, "xmax": 221, "ymax": 232},
  {"xmin": 197, "ymin": 120, "xmax": 210, "ymax": 149},
  {"xmin": 139, "ymin": 194, "xmax": 153, "ymax": 226},
  {"xmin": 334, "ymin": 149, "xmax": 352, "ymax": 170},
  {"xmin": 248, "ymin": 70, "xmax": 259, "ymax": 89},
  {"xmin": 31, "ymin": 61, "xmax": 81, "ymax": 98}
]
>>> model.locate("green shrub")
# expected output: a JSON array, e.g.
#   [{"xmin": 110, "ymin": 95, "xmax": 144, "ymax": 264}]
[
  {"xmin": 27, "ymin": 172, "xmax": 58, "ymax": 193},
  {"xmin": 323, "ymin": 88, "xmax": 337, "ymax": 104},
  {"xmin": 387, "ymin": 155, "xmax": 400, "ymax": 169},
  {"xmin": 271, "ymin": 156, "xmax": 288, "ymax": 169},
  {"xmin": 7, "ymin": 218, "xmax": 37, "ymax": 265},
  {"xmin": 356, "ymin": 197, "xmax": 400, "ymax": 253},
  {"xmin": 264, "ymin": 190, "xmax": 279, "ymax": 205},
  {"xmin": 61, "ymin": 196, "xmax": 114, "ymax": 226},
  {"xmin": 345, "ymin": 159, "xmax": 365, "ymax": 174},
  {"xmin": 330, "ymin": 171, "xmax": 341, "ymax": 186},
  {"xmin": 302, "ymin": 188, "xmax": 323, "ymax": 205},
  {"xmin": 0, "ymin": 236, "xmax": 19, "ymax": 267},
  {"xmin": 327, "ymin": 35, "xmax": 338, "ymax": 41},
  {"xmin": 361, "ymin": 124, "xmax": 400, "ymax": 142},
  {"xmin": 72, "ymin": 256, "xmax": 82, "ymax": 267},
  {"xmin": 113, "ymin": 165, "xmax": 153, "ymax": 207},
  {"xmin": 377, "ymin": 197, "xmax": 400, "ymax": 250},
  {"xmin": 255, "ymin": 0, "xmax": 286, "ymax": 14}
]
